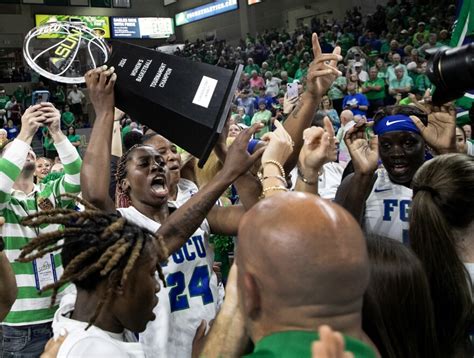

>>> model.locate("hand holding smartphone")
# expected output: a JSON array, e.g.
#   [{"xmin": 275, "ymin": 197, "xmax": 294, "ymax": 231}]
[
  {"xmin": 31, "ymin": 90, "xmax": 50, "ymax": 105},
  {"xmin": 286, "ymin": 83, "xmax": 299, "ymax": 99}
]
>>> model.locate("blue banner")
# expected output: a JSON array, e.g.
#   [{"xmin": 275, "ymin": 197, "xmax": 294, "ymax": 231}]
[{"xmin": 175, "ymin": 0, "xmax": 238, "ymax": 26}]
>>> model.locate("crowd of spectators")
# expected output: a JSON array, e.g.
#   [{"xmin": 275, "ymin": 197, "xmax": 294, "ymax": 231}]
[
  {"xmin": 0, "ymin": 1, "xmax": 474, "ymax": 357},
  {"xmin": 174, "ymin": 1, "xmax": 462, "ymax": 129}
]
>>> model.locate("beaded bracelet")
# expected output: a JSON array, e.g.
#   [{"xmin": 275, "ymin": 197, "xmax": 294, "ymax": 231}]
[
  {"xmin": 262, "ymin": 160, "xmax": 286, "ymax": 178},
  {"xmin": 257, "ymin": 172, "xmax": 287, "ymax": 187},
  {"xmin": 261, "ymin": 186, "xmax": 288, "ymax": 199}
]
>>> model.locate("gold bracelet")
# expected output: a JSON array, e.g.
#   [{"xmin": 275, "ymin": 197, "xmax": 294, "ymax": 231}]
[
  {"xmin": 297, "ymin": 167, "xmax": 319, "ymax": 185},
  {"xmin": 257, "ymin": 172, "xmax": 287, "ymax": 187},
  {"xmin": 262, "ymin": 160, "xmax": 286, "ymax": 178},
  {"xmin": 260, "ymin": 186, "xmax": 288, "ymax": 198}
]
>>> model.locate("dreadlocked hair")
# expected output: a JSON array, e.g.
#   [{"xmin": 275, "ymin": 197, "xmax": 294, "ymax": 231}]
[
  {"xmin": 16, "ymin": 200, "xmax": 168, "ymax": 329},
  {"xmin": 115, "ymin": 143, "xmax": 150, "ymax": 208}
]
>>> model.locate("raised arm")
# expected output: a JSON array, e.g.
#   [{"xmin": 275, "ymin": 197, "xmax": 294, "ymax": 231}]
[
  {"xmin": 40, "ymin": 103, "xmax": 82, "ymax": 207},
  {"xmin": 295, "ymin": 124, "xmax": 331, "ymax": 194},
  {"xmin": 199, "ymin": 265, "xmax": 249, "ymax": 358},
  {"xmin": 157, "ymin": 125, "xmax": 265, "ymax": 254},
  {"xmin": 334, "ymin": 123, "xmax": 378, "ymax": 223},
  {"xmin": 0, "ymin": 105, "xmax": 45, "ymax": 211},
  {"xmin": 410, "ymin": 107, "xmax": 457, "ymax": 155},
  {"xmin": 81, "ymin": 66, "xmax": 117, "ymax": 212},
  {"xmin": 283, "ymin": 33, "xmax": 341, "ymax": 173}
]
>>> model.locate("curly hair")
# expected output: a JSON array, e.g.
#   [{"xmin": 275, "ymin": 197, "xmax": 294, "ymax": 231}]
[{"xmin": 17, "ymin": 195, "xmax": 168, "ymax": 329}]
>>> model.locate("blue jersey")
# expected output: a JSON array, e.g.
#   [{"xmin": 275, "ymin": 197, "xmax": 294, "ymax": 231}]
[{"xmin": 364, "ymin": 168, "xmax": 412, "ymax": 243}]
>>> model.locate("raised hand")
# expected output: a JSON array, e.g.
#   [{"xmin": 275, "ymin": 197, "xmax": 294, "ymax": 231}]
[
  {"xmin": 261, "ymin": 120, "xmax": 294, "ymax": 166},
  {"xmin": 306, "ymin": 33, "xmax": 342, "ymax": 100},
  {"xmin": 344, "ymin": 123, "xmax": 379, "ymax": 175},
  {"xmin": 39, "ymin": 103, "xmax": 61, "ymax": 135},
  {"xmin": 283, "ymin": 93, "xmax": 299, "ymax": 115},
  {"xmin": 17, "ymin": 104, "xmax": 48, "ymax": 142},
  {"xmin": 85, "ymin": 65, "xmax": 116, "ymax": 118},
  {"xmin": 298, "ymin": 126, "xmax": 330, "ymax": 175},
  {"xmin": 410, "ymin": 110, "xmax": 456, "ymax": 154},
  {"xmin": 221, "ymin": 123, "xmax": 266, "ymax": 181}
]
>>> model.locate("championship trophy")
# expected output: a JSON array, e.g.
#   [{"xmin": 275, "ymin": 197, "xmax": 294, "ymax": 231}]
[{"xmin": 23, "ymin": 21, "xmax": 242, "ymax": 166}]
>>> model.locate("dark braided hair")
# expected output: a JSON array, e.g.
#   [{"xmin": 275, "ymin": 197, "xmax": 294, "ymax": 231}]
[
  {"xmin": 115, "ymin": 143, "xmax": 150, "ymax": 208},
  {"xmin": 16, "ymin": 195, "xmax": 168, "ymax": 329}
]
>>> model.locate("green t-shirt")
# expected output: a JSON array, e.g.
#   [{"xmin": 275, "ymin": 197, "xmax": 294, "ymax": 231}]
[
  {"xmin": 54, "ymin": 89, "xmax": 66, "ymax": 103},
  {"xmin": 283, "ymin": 60, "xmax": 299, "ymax": 78},
  {"xmin": 415, "ymin": 74, "xmax": 432, "ymax": 93},
  {"xmin": 13, "ymin": 89, "xmax": 25, "ymax": 104},
  {"xmin": 363, "ymin": 78, "xmax": 386, "ymax": 100},
  {"xmin": 0, "ymin": 95, "xmax": 10, "ymax": 110},
  {"xmin": 251, "ymin": 110, "xmax": 272, "ymax": 139},
  {"xmin": 242, "ymin": 114, "xmax": 251, "ymax": 127},
  {"xmin": 43, "ymin": 136, "xmax": 56, "ymax": 151},
  {"xmin": 121, "ymin": 125, "xmax": 132, "ymax": 140},
  {"xmin": 245, "ymin": 64, "xmax": 261, "ymax": 75},
  {"xmin": 294, "ymin": 67, "xmax": 308, "ymax": 81},
  {"xmin": 245, "ymin": 331, "xmax": 376, "ymax": 358},
  {"xmin": 68, "ymin": 134, "xmax": 81, "ymax": 153},
  {"xmin": 339, "ymin": 33, "xmax": 355, "ymax": 55},
  {"xmin": 328, "ymin": 76, "xmax": 347, "ymax": 100},
  {"xmin": 61, "ymin": 111, "xmax": 75, "ymax": 127}
]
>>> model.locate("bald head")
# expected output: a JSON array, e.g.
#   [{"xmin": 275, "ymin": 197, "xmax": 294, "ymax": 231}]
[
  {"xmin": 237, "ymin": 192, "xmax": 369, "ymax": 339},
  {"xmin": 340, "ymin": 110, "xmax": 354, "ymax": 126}
]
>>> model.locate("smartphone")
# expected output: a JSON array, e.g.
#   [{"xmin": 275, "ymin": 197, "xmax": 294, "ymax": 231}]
[
  {"xmin": 32, "ymin": 90, "xmax": 50, "ymax": 105},
  {"xmin": 287, "ymin": 82, "xmax": 299, "ymax": 98}
]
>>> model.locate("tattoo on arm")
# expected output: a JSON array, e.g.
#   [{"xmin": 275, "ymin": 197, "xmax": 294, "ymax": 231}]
[
  {"xmin": 158, "ymin": 189, "xmax": 222, "ymax": 252},
  {"xmin": 291, "ymin": 97, "xmax": 304, "ymax": 118}
]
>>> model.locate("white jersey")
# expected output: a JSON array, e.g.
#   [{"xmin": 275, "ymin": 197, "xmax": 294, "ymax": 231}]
[
  {"xmin": 289, "ymin": 163, "xmax": 343, "ymax": 201},
  {"xmin": 119, "ymin": 178, "xmax": 218, "ymax": 358},
  {"xmin": 53, "ymin": 294, "xmax": 144, "ymax": 358},
  {"xmin": 364, "ymin": 168, "xmax": 412, "ymax": 243},
  {"xmin": 318, "ymin": 162, "xmax": 344, "ymax": 200}
]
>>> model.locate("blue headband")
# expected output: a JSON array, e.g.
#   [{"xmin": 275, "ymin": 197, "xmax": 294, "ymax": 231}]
[{"xmin": 373, "ymin": 114, "xmax": 420, "ymax": 136}]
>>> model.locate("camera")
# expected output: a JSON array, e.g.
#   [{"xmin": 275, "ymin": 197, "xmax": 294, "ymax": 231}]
[{"xmin": 427, "ymin": 43, "xmax": 474, "ymax": 105}]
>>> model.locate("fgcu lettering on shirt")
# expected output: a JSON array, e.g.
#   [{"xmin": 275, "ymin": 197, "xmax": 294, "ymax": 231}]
[
  {"xmin": 163, "ymin": 233, "xmax": 214, "ymax": 312},
  {"xmin": 364, "ymin": 168, "xmax": 412, "ymax": 244}
]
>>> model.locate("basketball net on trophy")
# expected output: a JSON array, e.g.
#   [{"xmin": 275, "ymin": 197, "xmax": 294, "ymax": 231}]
[
  {"xmin": 23, "ymin": 21, "xmax": 109, "ymax": 84},
  {"xmin": 23, "ymin": 21, "xmax": 243, "ymax": 166}
]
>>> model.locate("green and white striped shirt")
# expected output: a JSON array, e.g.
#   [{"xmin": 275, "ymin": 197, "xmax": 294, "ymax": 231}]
[{"xmin": 0, "ymin": 138, "xmax": 81, "ymax": 326}]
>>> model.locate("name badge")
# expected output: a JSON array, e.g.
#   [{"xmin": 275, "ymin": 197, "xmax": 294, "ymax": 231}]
[{"xmin": 33, "ymin": 254, "xmax": 58, "ymax": 291}]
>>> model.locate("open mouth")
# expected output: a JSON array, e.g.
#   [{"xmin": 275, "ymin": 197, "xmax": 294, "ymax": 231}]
[
  {"xmin": 151, "ymin": 176, "xmax": 168, "ymax": 196},
  {"xmin": 392, "ymin": 163, "xmax": 409, "ymax": 175}
]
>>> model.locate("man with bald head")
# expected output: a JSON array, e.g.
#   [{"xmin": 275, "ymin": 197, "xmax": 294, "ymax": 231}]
[
  {"xmin": 336, "ymin": 110, "xmax": 355, "ymax": 166},
  {"xmin": 200, "ymin": 192, "xmax": 376, "ymax": 358}
]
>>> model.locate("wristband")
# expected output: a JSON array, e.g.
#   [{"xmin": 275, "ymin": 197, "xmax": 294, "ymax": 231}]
[
  {"xmin": 0, "ymin": 237, "xmax": 4, "ymax": 252},
  {"xmin": 297, "ymin": 167, "xmax": 320, "ymax": 185},
  {"xmin": 247, "ymin": 139, "xmax": 261, "ymax": 154}
]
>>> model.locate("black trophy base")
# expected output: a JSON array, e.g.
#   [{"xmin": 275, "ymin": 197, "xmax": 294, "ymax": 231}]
[{"xmin": 105, "ymin": 41, "xmax": 242, "ymax": 166}]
